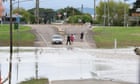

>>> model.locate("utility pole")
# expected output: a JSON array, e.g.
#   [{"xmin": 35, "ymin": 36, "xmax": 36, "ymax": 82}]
[
  {"xmin": 81, "ymin": 4, "xmax": 83, "ymax": 13},
  {"xmin": 124, "ymin": 0, "xmax": 129, "ymax": 27},
  {"xmin": 124, "ymin": 0, "xmax": 126, "ymax": 27},
  {"xmin": 94, "ymin": 0, "xmax": 96, "ymax": 19},
  {"xmin": 103, "ymin": 0, "xmax": 106, "ymax": 26},
  {"xmin": 36, "ymin": 0, "xmax": 39, "ymax": 24},
  {"xmin": 9, "ymin": 0, "xmax": 13, "ymax": 84},
  {"xmin": 18, "ymin": 0, "xmax": 19, "ymax": 9},
  {"xmin": 107, "ymin": 0, "xmax": 110, "ymax": 26}
]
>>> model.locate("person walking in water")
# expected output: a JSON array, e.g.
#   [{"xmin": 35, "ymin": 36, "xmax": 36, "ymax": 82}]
[
  {"xmin": 66, "ymin": 35, "xmax": 71, "ymax": 45},
  {"xmin": 80, "ymin": 32, "xmax": 84, "ymax": 41}
]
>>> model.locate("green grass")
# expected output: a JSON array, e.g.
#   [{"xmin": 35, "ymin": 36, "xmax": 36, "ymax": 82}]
[
  {"xmin": 0, "ymin": 24, "xmax": 35, "ymax": 46},
  {"xmin": 19, "ymin": 78, "xmax": 49, "ymax": 84},
  {"xmin": 93, "ymin": 26, "xmax": 140, "ymax": 48}
]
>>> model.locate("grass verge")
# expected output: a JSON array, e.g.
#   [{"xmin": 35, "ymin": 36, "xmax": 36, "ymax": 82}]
[
  {"xmin": 93, "ymin": 26, "xmax": 140, "ymax": 48},
  {"xmin": 0, "ymin": 24, "xmax": 35, "ymax": 46},
  {"xmin": 19, "ymin": 78, "xmax": 49, "ymax": 84}
]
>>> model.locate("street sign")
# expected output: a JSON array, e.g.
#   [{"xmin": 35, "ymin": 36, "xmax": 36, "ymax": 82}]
[{"xmin": 16, "ymin": 16, "xmax": 20, "ymax": 23}]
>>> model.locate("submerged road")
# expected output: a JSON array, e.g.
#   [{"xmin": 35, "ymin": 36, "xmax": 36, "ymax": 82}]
[{"xmin": 0, "ymin": 47, "xmax": 139, "ymax": 84}]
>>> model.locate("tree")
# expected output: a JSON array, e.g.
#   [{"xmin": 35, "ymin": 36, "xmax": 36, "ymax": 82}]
[
  {"xmin": 68, "ymin": 14, "xmax": 92, "ymax": 24},
  {"xmin": 96, "ymin": 0, "xmax": 129, "ymax": 26},
  {"xmin": 56, "ymin": 7, "xmax": 82, "ymax": 20},
  {"xmin": 13, "ymin": 8, "xmax": 31, "ymax": 23},
  {"xmin": 28, "ymin": 8, "xmax": 56, "ymax": 24}
]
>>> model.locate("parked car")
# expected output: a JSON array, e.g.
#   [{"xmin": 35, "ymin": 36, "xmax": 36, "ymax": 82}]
[{"xmin": 51, "ymin": 35, "xmax": 63, "ymax": 44}]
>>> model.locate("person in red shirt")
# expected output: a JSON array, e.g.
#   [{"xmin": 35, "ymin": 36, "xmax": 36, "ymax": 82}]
[{"xmin": 70, "ymin": 34, "xmax": 74, "ymax": 43}]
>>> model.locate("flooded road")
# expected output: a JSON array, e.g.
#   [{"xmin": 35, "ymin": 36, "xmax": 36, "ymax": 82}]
[{"xmin": 0, "ymin": 47, "xmax": 139, "ymax": 84}]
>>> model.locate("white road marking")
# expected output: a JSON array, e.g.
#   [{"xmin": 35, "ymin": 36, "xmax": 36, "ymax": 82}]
[{"xmin": 36, "ymin": 31, "xmax": 48, "ymax": 46}]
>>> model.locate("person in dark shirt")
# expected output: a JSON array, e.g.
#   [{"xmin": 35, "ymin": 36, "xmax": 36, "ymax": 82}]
[
  {"xmin": 80, "ymin": 32, "xmax": 84, "ymax": 41},
  {"xmin": 66, "ymin": 35, "xmax": 71, "ymax": 45}
]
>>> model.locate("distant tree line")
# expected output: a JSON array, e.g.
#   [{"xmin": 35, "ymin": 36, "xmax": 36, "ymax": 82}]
[
  {"xmin": 3, "ymin": 0, "xmax": 140, "ymax": 26},
  {"xmin": 95, "ymin": 0, "xmax": 140, "ymax": 26},
  {"xmin": 95, "ymin": 0, "xmax": 129, "ymax": 26},
  {"xmin": 12, "ymin": 7, "xmax": 93, "ymax": 24}
]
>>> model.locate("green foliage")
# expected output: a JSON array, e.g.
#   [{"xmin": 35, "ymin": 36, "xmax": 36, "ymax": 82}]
[
  {"xmin": 28, "ymin": 8, "xmax": 56, "ymax": 24},
  {"xmin": 27, "ymin": 7, "xmax": 87, "ymax": 23},
  {"xmin": 56, "ymin": 7, "xmax": 82, "ymax": 20},
  {"xmin": 13, "ymin": 8, "xmax": 31, "ymax": 23},
  {"xmin": 92, "ymin": 20, "xmax": 100, "ymax": 24},
  {"xmin": 12, "ymin": 7, "xmax": 90, "ymax": 24},
  {"xmin": 68, "ymin": 14, "xmax": 92, "ymax": 23},
  {"xmin": 29, "ymin": 14, "xmax": 36, "ymax": 24},
  {"xmin": 96, "ymin": 0, "xmax": 129, "ymax": 26},
  {"xmin": 0, "ymin": 24, "xmax": 35, "ymax": 46},
  {"xmin": 82, "ymin": 14, "xmax": 93, "ymax": 23},
  {"xmin": 93, "ymin": 27, "xmax": 140, "ymax": 48}
]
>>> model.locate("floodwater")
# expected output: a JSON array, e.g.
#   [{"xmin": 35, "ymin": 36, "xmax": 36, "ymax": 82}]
[{"xmin": 0, "ymin": 47, "xmax": 139, "ymax": 84}]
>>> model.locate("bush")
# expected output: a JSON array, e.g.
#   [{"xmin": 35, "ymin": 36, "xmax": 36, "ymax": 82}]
[{"xmin": 67, "ymin": 14, "xmax": 93, "ymax": 24}]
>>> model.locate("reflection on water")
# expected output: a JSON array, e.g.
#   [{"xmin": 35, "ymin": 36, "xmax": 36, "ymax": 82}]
[
  {"xmin": 95, "ymin": 64, "xmax": 112, "ymax": 71},
  {"xmin": 0, "ymin": 47, "xmax": 139, "ymax": 84}
]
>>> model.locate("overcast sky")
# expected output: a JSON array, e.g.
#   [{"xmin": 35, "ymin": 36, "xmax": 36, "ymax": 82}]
[{"xmin": 4, "ymin": 0, "xmax": 136, "ymax": 11}]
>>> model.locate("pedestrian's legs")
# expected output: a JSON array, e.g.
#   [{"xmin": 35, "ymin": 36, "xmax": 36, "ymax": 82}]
[
  {"xmin": 66, "ymin": 40, "xmax": 68, "ymax": 45},
  {"xmin": 67, "ymin": 40, "xmax": 71, "ymax": 45},
  {"xmin": 69, "ymin": 40, "xmax": 71, "ymax": 45}
]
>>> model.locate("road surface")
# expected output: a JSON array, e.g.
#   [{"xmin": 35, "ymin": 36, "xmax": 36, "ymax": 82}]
[{"xmin": 27, "ymin": 24, "xmax": 96, "ymax": 48}]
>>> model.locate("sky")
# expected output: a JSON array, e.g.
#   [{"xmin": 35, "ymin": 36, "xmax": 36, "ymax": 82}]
[
  {"xmin": 4, "ymin": 0, "xmax": 96, "ymax": 10},
  {"xmin": 3, "ymin": 0, "xmax": 136, "ymax": 13}
]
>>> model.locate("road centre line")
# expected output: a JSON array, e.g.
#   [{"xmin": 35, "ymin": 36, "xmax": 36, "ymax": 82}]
[{"xmin": 36, "ymin": 31, "xmax": 48, "ymax": 46}]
